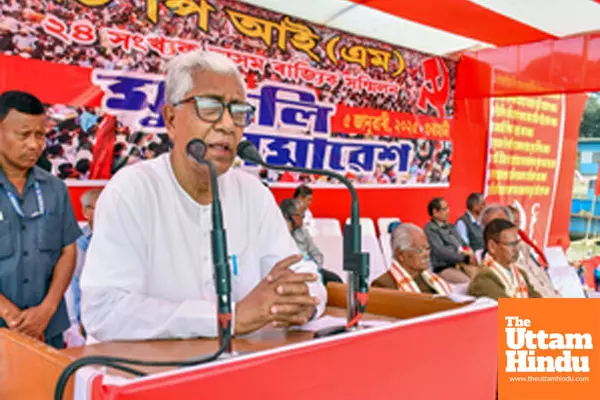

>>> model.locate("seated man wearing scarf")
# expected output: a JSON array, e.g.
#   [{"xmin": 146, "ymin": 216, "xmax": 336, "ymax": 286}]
[
  {"xmin": 372, "ymin": 223, "xmax": 452, "ymax": 295},
  {"xmin": 507, "ymin": 205, "xmax": 560, "ymax": 298},
  {"xmin": 468, "ymin": 219, "xmax": 540, "ymax": 300}
]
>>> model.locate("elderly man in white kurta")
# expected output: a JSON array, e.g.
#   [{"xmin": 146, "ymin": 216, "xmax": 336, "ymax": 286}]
[{"xmin": 80, "ymin": 51, "xmax": 327, "ymax": 341}]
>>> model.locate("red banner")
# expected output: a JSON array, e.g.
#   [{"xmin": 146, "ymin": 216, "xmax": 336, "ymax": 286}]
[
  {"xmin": 331, "ymin": 104, "xmax": 452, "ymax": 139},
  {"xmin": 0, "ymin": 0, "xmax": 456, "ymax": 188},
  {"xmin": 484, "ymin": 94, "xmax": 565, "ymax": 247}
]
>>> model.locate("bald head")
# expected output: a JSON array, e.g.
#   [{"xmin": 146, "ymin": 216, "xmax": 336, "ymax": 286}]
[{"xmin": 480, "ymin": 204, "xmax": 512, "ymax": 228}]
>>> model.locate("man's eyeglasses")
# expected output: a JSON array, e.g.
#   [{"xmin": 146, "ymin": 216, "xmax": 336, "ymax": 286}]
[
  {"xmin": 495, "ymin": 239, "xmax": 521, "ymax": 248},
  {"xmin": 402, "ymin": 247, "xmax": 430, "ymax": 255},
  {"xmin": 174, "ymin": 96, "xmax": 256, "ymax": 127}
]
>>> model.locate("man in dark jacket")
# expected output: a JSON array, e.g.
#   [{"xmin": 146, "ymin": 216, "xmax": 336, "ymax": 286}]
[{"xmin": 424, "ymin": 197, "xmax": 478, "ymax": 284}]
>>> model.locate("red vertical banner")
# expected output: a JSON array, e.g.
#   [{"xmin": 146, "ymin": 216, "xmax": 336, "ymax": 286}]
[
  {"xmin": 89, "ymin": 115, "xmax": 116, "ymax": 180},
  {"xmin": 484, "ymin": 94, "xmax": 565, "ymax": 247}
]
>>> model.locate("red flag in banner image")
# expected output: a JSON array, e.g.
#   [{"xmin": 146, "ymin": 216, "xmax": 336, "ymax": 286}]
[{"xmin": 89, "ymin": 115, "xmax": 116, "ymax": 180}]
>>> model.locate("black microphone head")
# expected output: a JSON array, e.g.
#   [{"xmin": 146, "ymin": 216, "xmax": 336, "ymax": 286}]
[
  {"xmin": 186, "ymin": 138, "xmax": 207, "ymax": 163},
  {"xmin": 236, "ymin": 140, "xmax": 263, "ymax": 165}
]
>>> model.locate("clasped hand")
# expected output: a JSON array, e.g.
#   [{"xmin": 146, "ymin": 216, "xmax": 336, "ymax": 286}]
[
  {"xmin": 5, "ymin": 303, "xmax": 53, "ymax": 341},
  {"xmin": 235, "ymin": 254, "xmax": 320, "ymax": 335}
]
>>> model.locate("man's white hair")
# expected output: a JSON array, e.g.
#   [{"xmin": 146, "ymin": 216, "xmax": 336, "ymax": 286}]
[
  {"xmin": 480, "ymin": 203, "xmax": 512, "ymax": 227},
  {"xmin": 164, "ymin": 50, "xmax": 245, "ymax": 105},
  {"xmin": 80, "ymin": 188, "xmax": 102, "ymax": 208},
  {"xmin": 390, "ymin": 223, "xmax": 423, "ymax": 254}
]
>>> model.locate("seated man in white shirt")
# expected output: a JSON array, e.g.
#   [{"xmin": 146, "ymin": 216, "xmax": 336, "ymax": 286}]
[{"xmin": 80, "ymin": 51, "xmax": 327, "ymax": 342}]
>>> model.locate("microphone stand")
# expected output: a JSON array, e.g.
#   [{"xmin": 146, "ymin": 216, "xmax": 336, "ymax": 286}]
[
  {"xmin": 205, "ymin": 160, "xmax": 233, "ymax": 353},
  {"xmin": 187, "ymin": 140, "xmax": 233, "ymax": 354},
  {"xmin": 237, "ymin": 142, "xmax": 369, "ymax": 334}
]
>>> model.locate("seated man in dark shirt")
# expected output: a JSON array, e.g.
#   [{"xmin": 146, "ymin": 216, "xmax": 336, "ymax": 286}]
[{"xmin": 424, "ymin": 197, "xmax": 478, "ymax": 284}]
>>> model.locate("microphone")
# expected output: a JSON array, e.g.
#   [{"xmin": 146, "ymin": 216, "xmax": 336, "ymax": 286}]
[
  {"xmin": 186, "ymin": 138, "xmax": 232, "ymax": 353},
  {"xmin": 237, "ymin": 141, "xmax": 369, "ymax": 331}
]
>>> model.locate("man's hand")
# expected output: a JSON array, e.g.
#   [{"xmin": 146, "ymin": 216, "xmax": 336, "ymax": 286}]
[
  {"xmin": 14, "ymin": 303, "xmax": 54, "ymax": 340},
  {"xmin": 235, "ymin": 255, "xmax": 320, "ymax": 335},
  {"xmin": 3, "ymin": 308, "xmax": 24, "ymax": 330}
]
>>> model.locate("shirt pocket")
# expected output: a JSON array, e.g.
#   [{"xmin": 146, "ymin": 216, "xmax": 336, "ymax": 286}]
[
  {"xmin": 0, "ymin": 218, "xmax": 14, "ymax": 260},
  {"xmin": 227, "ymin": 237, "xmax": 251, "ymax": 301},
  {"xmin": 38, "ymin": 212, "xmax": 63, "ymax": 252}
]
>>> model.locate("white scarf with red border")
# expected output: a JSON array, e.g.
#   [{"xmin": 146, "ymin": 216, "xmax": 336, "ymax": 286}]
[
  {"xmin": 483, "ymin": 253, "xmax": 529, "ymax": 298},
  {"xmin": 389, "ymin": 260, "xmax": 452, "ymax": 295}
]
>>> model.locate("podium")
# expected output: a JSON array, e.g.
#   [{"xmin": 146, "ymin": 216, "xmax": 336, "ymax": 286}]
[{"xmin": 0, "ymin": 284, "xmax": 498, "ymax": 400}]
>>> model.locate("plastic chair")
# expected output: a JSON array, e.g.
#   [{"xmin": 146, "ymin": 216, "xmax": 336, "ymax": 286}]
[{"xmin": 313, "ymin": 218, "xmax": 342, "ymax": 237}]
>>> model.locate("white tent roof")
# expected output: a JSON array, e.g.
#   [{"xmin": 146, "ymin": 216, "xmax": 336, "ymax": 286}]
[{"xmin": 238, "ymin": 0, "xmax": 600, "ymax": 56}]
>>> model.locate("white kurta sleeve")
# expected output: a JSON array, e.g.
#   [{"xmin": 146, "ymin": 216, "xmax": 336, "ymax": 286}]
[
  {"xmin": 80, "ymin": 180, "xmax": 221, "ymax": 341},
  {"xmin": 255, "ymin": 188, "xmax": 327, "ymax": 318}
]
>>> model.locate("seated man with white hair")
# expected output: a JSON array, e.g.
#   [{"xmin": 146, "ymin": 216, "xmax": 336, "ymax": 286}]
[
  {"xmin": 80, "ymin": 50, "xmax": 326, "ymax": 341},
  {"xmin": 479, "ymin": 203, "xmax": 512, "ymax": 228},
  {"xmin": 474, "ymin": 204, "xmax": 513, "ymax": 263},
  {"xmin": 372, "ymin": 223, "xmax": 452, "ymax": 295}
]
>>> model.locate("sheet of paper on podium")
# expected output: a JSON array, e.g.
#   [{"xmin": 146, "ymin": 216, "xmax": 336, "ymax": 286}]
[
  {"xmin": 434, "ymin": 292, "xmax": 475, "ymax": 303},
  {"xmin": 291, "ymin": 316, "xmax": 393, "ymax": 332}
]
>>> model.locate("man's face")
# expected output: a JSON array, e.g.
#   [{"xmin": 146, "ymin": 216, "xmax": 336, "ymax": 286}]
[
  {"xmin": 82, "ymin": 196, "xmax": 99, "ymax": 230},
  {"xmin": 291, "ymin": 211, "xmax": 304, "ymax": 229},
  {"xmin": 396, "ymin": 230, "xmax": 430, "ymax": 272},
  {"xmin": 433, "ymin": 200, "xmax": 450, "ymax": 222},
  {"xmin": 489, "ymin": 228, "xmax": 520, "ymax": 266},
  {"xmin": 301, "ymin": 194, "xmax": 313, "ymax": 209},
  {"xmin": 296, "ymin": 199, "xmax": 308, "ymax": 215},
  {"xmin": 0, "ymin": 110, "xmax": 46, "ymax": 171},
  {"xmin": 473, "ymin": 198, "xmax": 486, "ymax": 215},
  {"xmin": 162, "ymin": 70, "xmax": 246, "ymax": 176}
]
